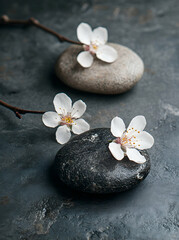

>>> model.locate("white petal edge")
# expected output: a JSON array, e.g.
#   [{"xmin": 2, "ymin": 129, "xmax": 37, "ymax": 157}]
[
  {"xmin": 42, "ymin": 111, "xmax": 60, "ymax": 128},
  {"xmin": 126, "ymin": 148, "xmax": 146, "ymax": 164},
  {"xmin": 77, "ymin": 22, "xmax": 92, "ymax": 45},
  {"xmin": 56, "ymin": 125, "xmax": 71, "ymax": 144},
  {"xmin": 92, "ymin": 27, "xmax": 108, "ymax": 44},
  {"xmin": 134, "ymin": 131, "xmax": 154, "ymax": 150},
  {"xmin": 111, "ymin": 116, "xmax": 126, "ymax": 138},
  {"xmin": 53, "ymin": 93, "xmax": 72, "ymax": 115},
  {"xmin": 109, "ymin": 142, "xmax": 124, "ymax": 161},
  {"xmin": 77, "ymin": 51, "xmax": 94, "ymax": 68},
  {"xmin": 72, "ymin": 118, "xmax": 90, "ymax": 135},
  {"xmin": 71, "ymin": 100, "xmax": 87, "ymax": 118},
  {"xmin": 127, "ymin": 115, "xmax": 146, "ymax": 131},
  {"xmin": 96, "ymin": 45, "xmax": 118, "ymax": 63}
]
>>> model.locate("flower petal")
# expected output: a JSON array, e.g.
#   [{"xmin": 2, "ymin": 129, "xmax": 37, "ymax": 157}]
[
  {"xmin": 77, "ymin": 22, "xmax": 92, "ymax": 45},
  {"xmin": 53, "ymin": 93, "xmax": 72, "ymax": 115},
  {"xmin": 77, "ymin": 51, "xmax": 94, "ymax": 68},
  {"xmin": 56, "ymin": 125, "xmax": 71, "ymax": 144},
  {"xmin": 134, "ymin": 131, "xmax": 154, "ymax": 150},
  {"xmin": 111, "ymin": 116, "xmax": 126, "ymax": 138},
  {"xmin": 127, "ymin": 115, "xmax": 146, "ymax": 131},
  {"xmin": 71, "ymin": 100, "xmax": 86, "ymax": 118},
  {"xmin": 42, "ymin": 111, "xmax": 60, "ymax": 128},
  {"xmin": 109, "ymin": 142, "xmax": 124, "ymax": 160},
  {"xmin": 96, "ymin": 45, "xmax": 118, "ymax": 63},
  {"xmin": 72, "ymin": 119, "xmax": 90, "ymax": 134},
  {"xmin": 92, "ymin": 27, "xmax": 108, "ymax": 44},
  {"xmin": 126, "ymin": 148, "xmax": 146, "ymax": 164}
]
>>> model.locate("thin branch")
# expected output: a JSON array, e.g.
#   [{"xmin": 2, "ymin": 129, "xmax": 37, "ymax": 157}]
[
  {"xmin": 0, "ymin": 15, "xmax": 82, "ymax": 45},
  {"xmin": 0, "ymin": 99, "xmax": 45, "ymax": 119}
]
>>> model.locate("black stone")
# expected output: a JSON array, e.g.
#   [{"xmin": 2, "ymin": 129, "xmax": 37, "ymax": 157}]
[{"xmin": 54, "ymin": 128, "xmax": 151, "ymax": 194}]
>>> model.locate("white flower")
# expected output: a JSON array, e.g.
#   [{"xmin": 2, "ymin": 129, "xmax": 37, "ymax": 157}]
[
  {"xmin": 109, "ymin": 116, "xmax": 154, "ymax": 164},
  {"xmin": 77, "ymin": 22, "xmax": 118, "ymax": 68},
  {"xmin": 42, "ymin": 93, "xmax": 90, "ymax": 144}
]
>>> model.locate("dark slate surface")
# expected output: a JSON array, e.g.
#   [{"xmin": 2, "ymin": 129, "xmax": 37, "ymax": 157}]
[
  {"xmin": 0, "ymin": 0, "xmax": 178, "ymax": 239},
  {"xmin": 55, "ymin": 128, "xmax": 151, "ymax": 194}
]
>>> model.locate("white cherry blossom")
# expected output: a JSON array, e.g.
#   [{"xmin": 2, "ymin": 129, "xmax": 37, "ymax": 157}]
[
  {"xmin": 42, "ymin": 93, "xmax": 90, "ymax": 144},
  {"xmin": 109, "ymin": 116, "xmax": 154, "ymax": 164},
  {"xmin": 77, "ymin": 22, "xmax": 118, "ymax": 68}
]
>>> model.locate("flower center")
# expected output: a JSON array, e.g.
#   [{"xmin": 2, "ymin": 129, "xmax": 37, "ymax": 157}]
[
  {"xmin": 91, "ymin": 43, "xmax": 98, "ymax": 50},
  {"xmin": 61, "ymin": 115, "xmax": 74, "ymax": 126},
  {"xmin": 89, "ymin": 41, "xmax": 100, "ymax": 54},
  {"xmin": 83, "ymin": 41, "xmax": 100, "ymax": 54},
  {"xmin": 121, "ymin": 135, "xmax": 131, "ymax": 145},
  {"xmin": 115, "ymin": 129, "xmax": 141, "ymax": 149}
]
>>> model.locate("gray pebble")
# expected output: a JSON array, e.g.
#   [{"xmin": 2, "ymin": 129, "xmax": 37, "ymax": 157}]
[{"xmin": 55, "ymin": 43, "xmax": 144, "ymax": 94}]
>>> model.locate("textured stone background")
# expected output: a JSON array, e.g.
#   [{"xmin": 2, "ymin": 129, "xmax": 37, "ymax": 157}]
[{"xmin": 0, "ymin": 0, "xmax": 178, "ymax": 239}]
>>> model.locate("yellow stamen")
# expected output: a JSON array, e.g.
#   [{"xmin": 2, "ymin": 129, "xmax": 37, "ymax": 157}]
[
  {"xmin": 92, "ymin": 44, "xmax": 98, "ymax": 50},
  {"xmin": 61, "ymin": 116, "xmax": 74, "ymax": 124}
]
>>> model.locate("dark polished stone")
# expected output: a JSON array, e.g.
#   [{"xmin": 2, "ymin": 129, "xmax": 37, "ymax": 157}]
[{"xmin": 54, "ymin": 128, "xmax": 150, "ymax": 193}]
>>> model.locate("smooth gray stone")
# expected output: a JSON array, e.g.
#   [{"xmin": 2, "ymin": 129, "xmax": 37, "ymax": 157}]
[
  {"xmin": 55, "ymin": 43, "xmax": 144, "ymax": 94},
  {"xmin": 54, "ymin": 128, "xmax": 150, "ymax": 193}
]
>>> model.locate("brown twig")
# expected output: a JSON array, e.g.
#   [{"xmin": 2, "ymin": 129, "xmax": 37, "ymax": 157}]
[
  {"xmin": 0, "ymin": 99, "xmax": 45, "ymax": 119},
  {"xmin": 0, "ymin": 15, "xmax": 82, "ymax": 45},
  {"xmin": 0, "ymin": 16, "xmax": 81, "ymax": 119}
]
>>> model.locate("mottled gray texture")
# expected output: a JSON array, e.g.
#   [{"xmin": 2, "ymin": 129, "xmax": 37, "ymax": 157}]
[
  {"xmin": 0, "ymin": 0, "xmax": 179, "ymax": 239},
  {"xmin": 56, "ymin": 43, "xmax": 144, "ymax": 94},
  {"xmin": 55, "ymin": 128, "xmax": 150, "ymax": 193}
]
